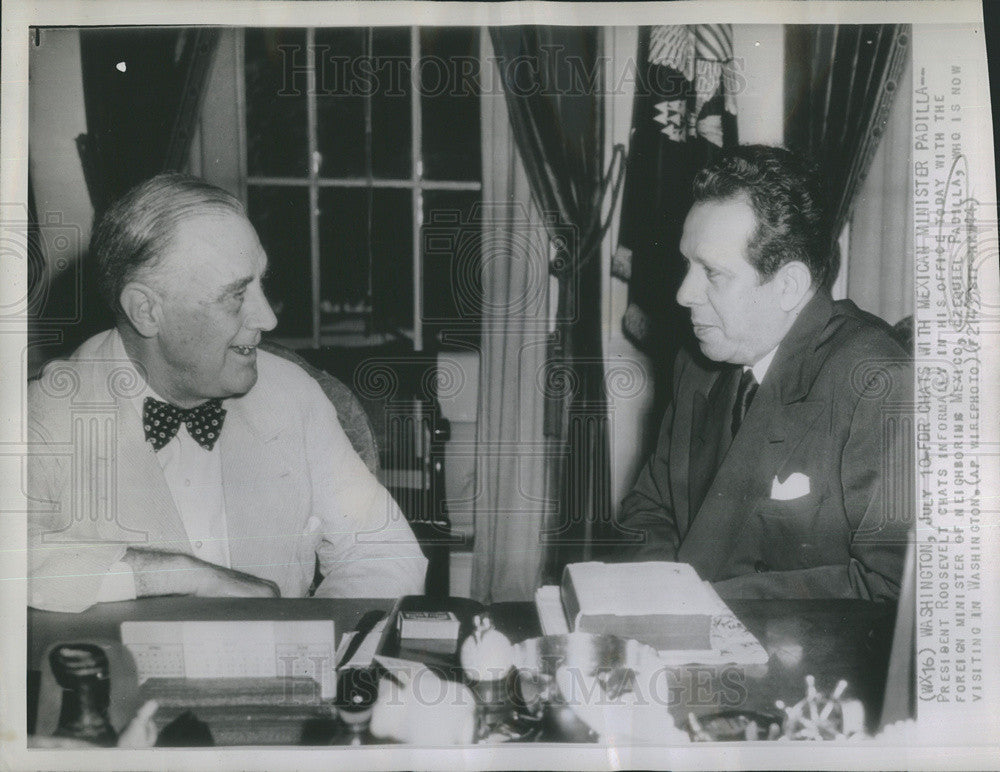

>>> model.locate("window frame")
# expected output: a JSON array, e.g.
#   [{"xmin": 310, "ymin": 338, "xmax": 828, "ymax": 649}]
[{"xmin": 235, "ymin": 26, "xmax": 483, "ymax": 350}]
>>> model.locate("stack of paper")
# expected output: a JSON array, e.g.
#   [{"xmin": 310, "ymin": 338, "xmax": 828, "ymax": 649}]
[{"xmin": 120, "ymin": 620, "xmax": 337, "ymax": 699}]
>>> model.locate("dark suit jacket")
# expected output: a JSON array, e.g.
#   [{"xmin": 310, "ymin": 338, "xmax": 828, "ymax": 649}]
[{"xmin": 619, "ymin": 292, "xmax": 911, "ymax": 601}]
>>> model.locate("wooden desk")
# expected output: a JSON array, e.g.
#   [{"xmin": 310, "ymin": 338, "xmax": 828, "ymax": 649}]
[
  {"xmin": 684, "ymin": 600, "xmax": 896, "ymax": 731},
  {"xmin": 27, "ymin": 597, "xmax": 896, "ymax": 740}
]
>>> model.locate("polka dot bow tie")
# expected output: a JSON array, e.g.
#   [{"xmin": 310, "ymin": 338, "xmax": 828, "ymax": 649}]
[{"xmin": 143, "ymin": 396, "xmax": 227, "ymax": 451}]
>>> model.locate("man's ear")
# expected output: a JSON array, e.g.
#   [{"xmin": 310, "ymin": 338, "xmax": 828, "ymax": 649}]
[
  {"xmin": 119, "ymin": 282, "xmax": 162, "ymax": 337},
  {"xmin": 775, "ymin": 260, "xmax": 813, "ymax": 312}
]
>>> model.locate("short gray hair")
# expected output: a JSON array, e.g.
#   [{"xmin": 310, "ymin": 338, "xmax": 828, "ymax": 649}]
[{"xmin": 91, "ymin": 173, "xmax": 245, "ymax": 316}]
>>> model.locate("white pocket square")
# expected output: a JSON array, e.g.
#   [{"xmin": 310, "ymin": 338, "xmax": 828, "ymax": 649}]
[
  {"xmin": 305, "ymin": 515, "xmax": 323, "ymax": 534},
  {"xmin": 770, "ymin": 473, "xmax": 811, "ymax": 501}
]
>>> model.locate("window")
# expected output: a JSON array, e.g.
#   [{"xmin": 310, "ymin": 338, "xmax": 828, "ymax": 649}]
[{"xmin": 238, "ymin": 27, "xmax": 482, "ymax": 350}]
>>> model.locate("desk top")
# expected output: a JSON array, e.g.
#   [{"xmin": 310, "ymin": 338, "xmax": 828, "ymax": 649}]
[
  {"xmin": 28, "ymin": 597, "xmax": 896, "ymax": 734},
  {"xmin": 28, "ymin": 598, "xmax": 542, "ymax": 669}
]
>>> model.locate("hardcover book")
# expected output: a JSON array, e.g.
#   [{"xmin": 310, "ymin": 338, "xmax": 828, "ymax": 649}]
[{"xmin": 560, "ymin": 562, "xmax": 718, "ymax": 651}]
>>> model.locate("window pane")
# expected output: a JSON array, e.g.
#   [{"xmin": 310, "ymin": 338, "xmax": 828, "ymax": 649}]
[
  {"xmin": 245, "ymin": 29, "xmax": 308, "ymax": 177},
  {"xmin": 247, "ymin": 185, "xmax": 312, "ymax": 338},
  {"xmin": 318, "ymin": 188, "xmax": 368, "ymax": 314},
  {"xmin": 422, "ymin": 189, "xmax": 481, "ymax": 348},
  {"xmin": 371, "ymin": 188, "xmax": 414, "ymax": 330},
  {"xmin": 420, "ymin": 28, "xmax": 481, "ymax": 181},
  {"xmin": 315, "ymin": 27, "xmax": 412, "ymax": 180},
  {"xmin": 318, "ymin": 187, "xmax": 412, "ymax": 331},
  {"xmin": 370, "ymin": 28, "xmax": 412, "ymax": 179},
  {"xmin": 315, "ymin": 28, "xmax": 366, "ymax": 178}
]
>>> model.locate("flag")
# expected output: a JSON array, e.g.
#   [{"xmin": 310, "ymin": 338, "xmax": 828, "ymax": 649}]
[{"xmin": 613, "ymin": 25, "xmax": 739, "ymax": 360}]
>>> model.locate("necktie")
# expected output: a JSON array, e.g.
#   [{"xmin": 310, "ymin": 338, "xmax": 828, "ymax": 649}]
[
  {"xmin": 731, "ymin": 368, "xmax": 758, "ymax": 438},
  {"xmin": 143, "ymin": 396, "xmax": 226, "ymax": 451}
]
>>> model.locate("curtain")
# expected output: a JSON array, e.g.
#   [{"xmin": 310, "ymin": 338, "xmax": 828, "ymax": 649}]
[
  {"xmin": 612, "ymin": 25, "xmax": 739, "ymax": 408},
  {"xmin": 470, "ymin": 51, "xmax": 553, "ymax": 602},
  {"xmin": 77, "ymin": 28, "xmax": 220, "ymax": 215},
  {"xmin": 846, "ymin": 56, "xmax": 913, "ymax": 326},
  {"xmin": 484, "ymin": 27, "xmax": 625, "ymax": 587},
  {"xmin": 785, "ymin": 24, "xmax": 911, "ymax": 283}
]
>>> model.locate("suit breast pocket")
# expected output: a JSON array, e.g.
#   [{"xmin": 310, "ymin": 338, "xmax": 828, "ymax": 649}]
[
  {"xmin": 751, "ymin": 492, "xmax": 827, "ymax": 569},
  {"xmin": 756, "ymin": 491, "xmax": 824, "ymax": 520}
]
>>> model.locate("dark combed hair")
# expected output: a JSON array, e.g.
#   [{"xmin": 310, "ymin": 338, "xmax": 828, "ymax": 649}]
[
  {"xmin": 692, "ymin": 145, "xmax": 837, "ymax": 288},
  {"xmin": 91, "ymin": 173, "xmax": 246, "ymax": 316}
]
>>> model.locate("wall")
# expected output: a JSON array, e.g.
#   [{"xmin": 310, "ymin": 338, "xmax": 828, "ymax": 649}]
[
  {"xmin": 28, "ymin": 29, "xmax": 93, "ymax": 287},
  {"xmin": 732, "ymin": 25, "xmax": 785, "ymax": 145},
  {"xmin": 27, "ymin": 29, "xmax": 97, "ymax": 374}
]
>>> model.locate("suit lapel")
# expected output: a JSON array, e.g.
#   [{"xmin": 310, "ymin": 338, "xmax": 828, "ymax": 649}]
[
  {"xmin": 112, "ymin": 399, "xmax": 191, "ymax": 550},
  {"xmin": 685, "ymin": 366, "xmax": 738, "ymax": 535},
  {"xmin": 677, "ymin": 292, "xmax": 835, "ymax": 580},
  {"xmin": 220, "ymin": 372, "xmax": 299, "ymax": 575},
  {"xmin": 83, "ymin": 331, "xmax": 190, "ymax": 551}
]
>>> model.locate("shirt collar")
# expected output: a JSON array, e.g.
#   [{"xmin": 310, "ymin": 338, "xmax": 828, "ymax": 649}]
[{"xmin": 745, "ymin": 345, "xmax": 778, "ymax": 385}]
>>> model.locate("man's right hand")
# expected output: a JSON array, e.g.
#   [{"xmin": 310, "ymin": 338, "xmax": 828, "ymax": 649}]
[{"xmin": 123, "ymin": 548, "xmax": 280, "ymax": 599}]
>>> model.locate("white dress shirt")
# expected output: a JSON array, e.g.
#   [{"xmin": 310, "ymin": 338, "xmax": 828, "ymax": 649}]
[
  {"xmin": 746, "ymin": 345, "xmax": 778, "ymax": 384},
  {"xmin": 97, "ymin": 332, "xmax": 231, "ymax": 601}
]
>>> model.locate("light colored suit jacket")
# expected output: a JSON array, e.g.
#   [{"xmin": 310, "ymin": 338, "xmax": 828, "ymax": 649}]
[
  {"xmin": 27, "ymin": 330, "xmax": 427, "ymax": 612},
  {"xmin": 619, "ymin": 292, "xmax": 911, "ymax": 601}
]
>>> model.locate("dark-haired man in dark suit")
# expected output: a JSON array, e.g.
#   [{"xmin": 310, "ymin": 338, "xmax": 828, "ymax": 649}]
[{"xmin": 619, "ymin": 145, "xmax": 911, "ymax": 601}]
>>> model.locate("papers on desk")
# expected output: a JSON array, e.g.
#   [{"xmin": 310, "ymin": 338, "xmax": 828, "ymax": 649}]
[
  {"xmin": 120, "ymin": 620, "xmax": 337, "ymax": 699},
  {"xmin": 662, "ymin": 612, "xmax": 769, "ymax": 666}
]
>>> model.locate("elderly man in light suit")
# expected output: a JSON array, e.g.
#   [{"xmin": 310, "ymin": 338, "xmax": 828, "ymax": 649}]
[
  {"xmin": 28, "ymin": 174, "xmax": 426, "ymax": 613},
  {"xmin": 619, "ymin": 145, "xmax": 911, "ymax": 601}
]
